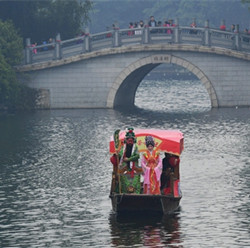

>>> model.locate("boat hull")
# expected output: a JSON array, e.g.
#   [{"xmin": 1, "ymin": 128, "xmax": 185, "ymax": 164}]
[{"xmin": 110, "ymin": 193, "xmax": 181, "ymax": 215}]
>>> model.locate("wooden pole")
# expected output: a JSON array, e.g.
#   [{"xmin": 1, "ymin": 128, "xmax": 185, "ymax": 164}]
[
  {"xmin": 170, "ymin": 172, "xmax": 174, "ymax": 195},
  {"xmin": 113, "ymin": 130, "xmax": 121, "ymax": 194}
]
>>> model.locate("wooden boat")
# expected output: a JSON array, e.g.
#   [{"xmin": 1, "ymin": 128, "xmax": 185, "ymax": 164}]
[{"xmin": 109, "ymin": 129, "xmax": 184, "ymax": 215}]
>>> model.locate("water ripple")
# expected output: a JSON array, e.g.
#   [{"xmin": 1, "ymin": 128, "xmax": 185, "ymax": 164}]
[{"xmin": 0, "ymin": 80, "xmax": 249, "ymax": 247}]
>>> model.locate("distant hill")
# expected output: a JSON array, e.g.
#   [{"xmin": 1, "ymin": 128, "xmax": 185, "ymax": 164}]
[{"xmin": 89, "ymin": 0, "xmax": 250, "ymax": 33}]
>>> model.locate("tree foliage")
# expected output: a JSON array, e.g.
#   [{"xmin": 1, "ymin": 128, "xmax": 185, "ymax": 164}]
[
  {"xmin": 0, "ymin": 20, "xmax": 23, "ymax": 66},
  {"xmin": 0, "ymin": 0, "xmax": 92, "ymax": 43},
  {"xmin": 91, "ymin": 0, "xmax": 250, "ymax": 32},
  {"xmin": 0, "ymin": 20, "xmax": 37, "ymax": 111},
  {"xmin": 0, "ymin": 0, "xmax": 93, "ymax": 111},
  {"xmin": 142, "ymin": 0, "xmax": 249, "ymax": 28},
  {"xmin": 242, "ymin": 0, "xmax": 250, "ymax": 10}
]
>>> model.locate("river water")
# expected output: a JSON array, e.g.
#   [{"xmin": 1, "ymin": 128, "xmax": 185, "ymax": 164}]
[{"xmin": 0, "ymin": 80, "xmax": 249, "ymax": 247}]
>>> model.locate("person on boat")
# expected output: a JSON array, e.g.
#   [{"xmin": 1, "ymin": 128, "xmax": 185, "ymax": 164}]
[
  {"xmin": 110, "ymin": 128, "xmax": 142, "ymax": 194},
  {"xmin": 141, "ymin": 136, "xmax": 162, "ymax": 195},
  {"xmin": 160, "ymin": 152, "xmax": 180, "ymax": 194}
]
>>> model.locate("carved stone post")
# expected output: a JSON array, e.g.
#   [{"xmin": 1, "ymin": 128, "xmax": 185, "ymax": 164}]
[
  {"xmin": 204, "ymin": 20, "xmax": 211, "ymax": 46},
  {"xmin": 113, "ymin": 22, "xmax": 120, "ymax": 47},
  {"xmin": 81, "ymin": 33, "xmax": 85, "ymax": 53},
  {"xmin": 25, "ymin": 38, "xmax": 32, "ymax": 64},
  {"xmin": 143, "ymin": 24, "xmax": 150, "ymax": 44},
  {"xmin": 54, "ymin": 33, "xmax": 62, "ymax": 60},
  {"xmin": 235, "ymin": 24, "xmax": 241, "ymax": 50},
  {"xmin": 84, "ymin": 27, "xmax": 91, "ymax": 52},
  {"xmin": 174, "ymin": 18, "xmax": 180, "ymax": 44}
]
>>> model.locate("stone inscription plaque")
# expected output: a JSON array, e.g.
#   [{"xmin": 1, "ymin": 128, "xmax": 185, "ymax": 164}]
[{"xmin": 152, "ymin": 54, "xmax": 171, "ymax": 63}]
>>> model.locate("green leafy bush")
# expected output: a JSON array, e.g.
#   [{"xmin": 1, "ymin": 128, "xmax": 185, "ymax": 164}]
[{"xmin": 0, "ymin": 20, "xmax": 37, "ymax": 112}]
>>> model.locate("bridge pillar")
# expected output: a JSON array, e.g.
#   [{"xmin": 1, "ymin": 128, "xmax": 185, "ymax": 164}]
[
  {"xmin": 54, "ymin": 33, "xmax": 62, "ymax": 60},
  {"xmin": 25, "ymin": 38, "xmax": 32, "ymax": 64},
  {"xmin": 204, "ymin": 20, "xmax": 211, "ymax": 47},
  {"xmin": 84, "ymin": 27, "xmax": 91, "ymax": 52},
  {"xmin": 143, "ymin": 25, "xmax": 150, "ymax": 44},
  {"xmin": 174, "ymin": 18, "xmax": 180, "ymax": 44},
  {"xmin": 113, "ymin": 22, "xmax": 120, "ymax": 47},
  {"xmin": 234, "ymin": 24, "xmax": 241, "ymax": 50}
]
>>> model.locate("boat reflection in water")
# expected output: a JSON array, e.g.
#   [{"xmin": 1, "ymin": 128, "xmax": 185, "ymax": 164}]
[{"xmin": 109, "ymin": 209, "xmax": 182, "ymax": 247}]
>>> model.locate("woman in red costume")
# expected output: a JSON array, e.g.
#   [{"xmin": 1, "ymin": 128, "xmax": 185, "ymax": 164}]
[{"xmin": 141, "ymin": 136, "xmax": 162, "ymax": 195}]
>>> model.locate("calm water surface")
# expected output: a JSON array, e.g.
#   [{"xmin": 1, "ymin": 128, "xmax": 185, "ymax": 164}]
[{"xmin": 0, "ymin": 80, "xmax": 249, "ymax": 247}]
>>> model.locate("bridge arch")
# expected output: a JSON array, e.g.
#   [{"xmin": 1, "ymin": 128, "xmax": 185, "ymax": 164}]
[{"xmin": 107, "ymin": 54, "xmax": 218, "ymax": 108}]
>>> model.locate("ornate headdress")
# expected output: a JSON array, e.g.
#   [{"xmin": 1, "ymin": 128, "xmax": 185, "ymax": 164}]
[
  {"xmin": 145, "ymin": 135, "xmax": 155, "ymax": 147},
  {"xmin": 124, "ymin": 127, "xmax": 136, "ymax": 143}
]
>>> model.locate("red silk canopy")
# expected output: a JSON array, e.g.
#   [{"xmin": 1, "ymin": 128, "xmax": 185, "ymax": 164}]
[{"xmin": 110, "ymin": 129, "xmax": 184, "ymax": 156}]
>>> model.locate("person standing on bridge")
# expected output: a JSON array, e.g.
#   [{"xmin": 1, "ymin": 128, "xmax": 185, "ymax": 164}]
[
  {"xmin": 128, "ymin": 22, "xmax": 134, "ymax": 36},
  {"xmin": 220, "ymin": 23, "xmax": 226, "ymax": 31},
  {"xmin": 135, "ymin": 20, "xmax": 144, "ymax": 35},
  {"xmin": 230, "ymin": 24, "xmax": 237, "ymax": 40},
  {"xmin": 31, "ymin": 42, "xmax": 37, "ymax": 54},
  {"xmin": 189, "ymin": 21, "xmax": 197, "ymax": 34},
  {"xmin": 148, "ymin": 16, "xmax": 157, "ymax": 33},
  {"xmin": 148, "ymin": 16, "xmax": 157, "ymax": 27},
  {"xmin": 139, "ymin": 20, "xmax": 144, "ymax": 28},
  {"xmin": 231, "ymin": 24, "xmax": 236, "ymax": 33}
]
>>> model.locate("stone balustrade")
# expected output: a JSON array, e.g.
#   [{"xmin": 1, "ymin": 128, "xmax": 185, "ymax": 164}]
[{"xmin": 24, "ymin": 20, "xmax": 250, "ymax": 65}]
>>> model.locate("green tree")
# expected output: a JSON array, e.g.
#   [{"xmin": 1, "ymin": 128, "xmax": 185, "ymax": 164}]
[
  {"xmin": 242, "ymin": 0, "xmax": 250, "ymax": 10},
  {"xmin": 0, "ymin": 0, "xmax": 92, "ymax": 43},
  {"xmin": 0, "ymin": 52, "xmax": 15, "ymax": 105},
  {"xmin": 0, "ymin": 20, "xmax": 37, "ymax": 111},
  {"xmin": 38, "ymin": 0, "xmax": 92, "ymax": 40},
  {"xmin": 142, "ymin": 0, "xmax": 249, "ymax": 28},
  {"xmin": 0, "ymin": 20, "xmax": 23, "ymax": 65}
]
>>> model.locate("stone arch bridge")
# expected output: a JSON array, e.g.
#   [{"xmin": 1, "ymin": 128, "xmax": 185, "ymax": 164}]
[{"xmin": 16, "ymin": 24, "xmax": 250, "ymax": 108}]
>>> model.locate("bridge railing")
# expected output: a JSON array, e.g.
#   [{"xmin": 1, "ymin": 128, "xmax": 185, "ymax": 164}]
[{"xmin": 24, "ymin": 21, "xmax": 250, "ymax": 65}]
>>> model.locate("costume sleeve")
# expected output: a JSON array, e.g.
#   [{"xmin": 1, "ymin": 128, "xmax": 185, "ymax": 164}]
[
  {"xmin": 110, "ymin": 154, "xmax": 118, "ymax": 166},
  {"xmin": 169, "ymin": 156, "xmax": 180, "ymax": 167},
  {"xmin": 141, "ymin": 154, "xmax": 150, "ymax": 184},
  {"xmin": 118, "ymin": 147, "xmax": 123, "ymax": 159},
  {"xmin": 127, "ymin": 153, "xmax": 139, "ymax": 162},
  {"xmin": 141, "ymin": 154, "xmax": 147, "ymax": 172},
  {"xmin": 156, "ymin": 154, "xmax": 162, "ymax": 170},
  {"xmin": 154, "ymin": 153, "xmax": 162, "ymax": 182},
  {"xmin": 127, "ymin": 146, "xmax": 140, "ymax": 162}
]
